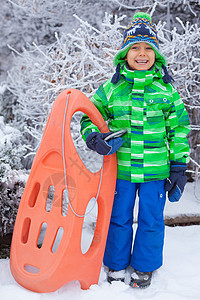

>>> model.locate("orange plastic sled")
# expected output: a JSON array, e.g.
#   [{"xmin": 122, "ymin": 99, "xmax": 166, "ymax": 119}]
[{"xmin": 10, "ymin": 88, "xmax": 117, "ymax": 293}]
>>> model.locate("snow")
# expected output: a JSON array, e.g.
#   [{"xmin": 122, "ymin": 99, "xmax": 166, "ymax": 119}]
[
  {"xmin": 0, "ymin": 225, "xmax": 200, "ymax": 299},
  {"xmin": 0, "ymin": 116, "xmax": 20, "ymax": 143},
  {"xmin": 165, "ymin": 181, "xmax": 200, "ymax": 218},
  {"xmin": 0, "ymin": 84, "xmax": 7, "ymax": 95},
  {"xmin": 107, "ymin": 269, "xmax": 126, "ymax": 280}
]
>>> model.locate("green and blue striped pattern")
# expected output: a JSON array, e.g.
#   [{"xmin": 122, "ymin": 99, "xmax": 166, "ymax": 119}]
[{"xmin": 81, "ymin": 64, "xmax": 190, "ymax": 183}]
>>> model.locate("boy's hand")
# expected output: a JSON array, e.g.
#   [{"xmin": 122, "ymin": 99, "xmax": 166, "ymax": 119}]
[
  {"xmin": 86, "ymin": 131, "xmax": 124, "ymax": 155},
  {"xmin": 164, "ymin": 162, "xmax": 187, "ymax": 202}
]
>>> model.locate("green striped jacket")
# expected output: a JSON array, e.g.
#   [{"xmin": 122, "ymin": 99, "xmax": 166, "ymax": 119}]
[{"xmin": 81, "ymin": 64, "xmax": 190, "ymax": 183}]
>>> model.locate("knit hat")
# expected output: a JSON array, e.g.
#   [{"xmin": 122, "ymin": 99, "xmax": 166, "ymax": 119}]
[
  {"xmin": 112, "ymin": 12, "xmax": 174, "ymax": 84},
  {"xmin": 113, "ymin": 12, "xmax": 167, "ymax": 68}
]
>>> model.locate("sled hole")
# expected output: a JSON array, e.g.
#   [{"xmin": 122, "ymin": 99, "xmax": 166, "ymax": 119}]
[
  {"xmin": 81, "ymin": 197, "xmax": 98, "ymax": 254},
  {"xmin": 51, "ymin": 227, "xmax": 64, "ymax": 253},
  {"xmin": 37, "ymin": 222, "xmax": 47, "ymax": 249},
  {"xmin": 29, "ymin": 182, "xmax": 40, "ymax": 208},
  {"xmin": 42, "ymin": 151, "xmax": 63, "ymax": 170},
  {"xmin": 21, "ymin": 217, "xmax": 31, "ymax": 244},
  {"xmin": 62, "ymin": 188, "xmax": 68, "ymax": 217},
  {"xmin": 24, "ymin": 264, "xmax": 39, "ymax": 274},
  {"xmin": 46, "ymin": 185, "xmax": 55, "ymax": 212},
  {"xmin": 71, "ymin": 112, "xmax": 102, "ymax": 174}
]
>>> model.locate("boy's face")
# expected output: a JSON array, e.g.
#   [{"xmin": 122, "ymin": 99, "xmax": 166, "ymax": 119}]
[{"xmin": 125, "ymin": 42, "xmax": 155, "ymax": 71}]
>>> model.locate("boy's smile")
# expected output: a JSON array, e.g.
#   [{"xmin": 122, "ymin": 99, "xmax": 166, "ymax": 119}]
[{"xmin": 125, "ymin": 42, "xmax": 155, "ymax": 71}]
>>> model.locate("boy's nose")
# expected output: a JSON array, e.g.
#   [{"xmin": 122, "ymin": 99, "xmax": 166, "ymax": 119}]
[{"xmin": 139, "ymin": 49, "xmax": 146, "ymax": 56}]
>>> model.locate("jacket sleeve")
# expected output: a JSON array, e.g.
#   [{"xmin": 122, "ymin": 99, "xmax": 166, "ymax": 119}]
[
  {"xmin": 80, "ymin": 83, "xmax": 110, "ymax": 142},
  {"xmin": 165, "ymin": 87, "xmax": 190, "ymax": 164}
]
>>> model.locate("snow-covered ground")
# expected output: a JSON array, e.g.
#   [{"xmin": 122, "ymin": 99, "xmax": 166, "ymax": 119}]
[
  {"xmin": 0, "ymin": 181, "xmax": 200, "ymax": 299},
  {"xmin": 164, "ymin": 180, "xmax": 200, "ymax": 219},
  {"xmin": 1, "ymin": 225, "xmax": 200, "ymax": 300}
]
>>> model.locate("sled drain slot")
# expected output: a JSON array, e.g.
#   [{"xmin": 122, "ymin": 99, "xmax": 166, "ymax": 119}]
[
  {"xmin": 29, "ymin": 182, "xmax": 40, "ymax": 208},
  {"xmin": 21, "ymin": 218, "xmax": 31, "ymax": 244},
  {"xmin": 24, "ymin": 264, "xmax": 39, "ymax": 274},
  {"xmin": 37, "ymin": 222, "xmax": 47, "ymax": 249},
  {"xmin": 46, "ymin": 185, "xmax": 55, "ymax": 212},
  {"xmin": 62, "ymin": 188, "xmax": 68, "ymax": 217},
  {"xmin": 51, "ymin": 227, "xmax": 64, "ymax": 253},
  {"xmin": 81, "ymin": 198, "xmax": 98, "ymax": 254}
]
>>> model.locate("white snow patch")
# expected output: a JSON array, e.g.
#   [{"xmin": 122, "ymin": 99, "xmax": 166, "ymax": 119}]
[
  {"xmin": 164, "ymin": 181, "xmax": 200, "ymax": 218},
  {"xmin": 0, "ymin": 116, "xmax": 20, "ymax": 143},
  {"xmin": 1, "ymin": 225, "xmax": 200, "ymax": 300},
  {"xmin": 0, "ymin": 84, "xmax": 7, "ymax": 95}
]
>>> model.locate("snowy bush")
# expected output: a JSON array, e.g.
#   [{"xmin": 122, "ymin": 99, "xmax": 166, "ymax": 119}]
[
  {"xmin": 0, "ymin": 182, "xmax": 25, "ymax": 237},
  {"xmin": 0, "ymin": 116, "xmax": 27, "ymax": 236},
  {"xmin": 156, "ymin": 18, "xmax": 200, "ymax": 177},
  {"xmin": 6, "ymin": 14, "xmax": 124, "ymax": 151},
  {"xmin": 0, "ymin": 0, "xmax": 119, "ymax": 82},
  {"xmin": 2, "ymin": 0, "xmax": 200, "ymax": 82},
  {"xmin": 113, "ymin": 0, "xmax": 200, "ymax": 26}
]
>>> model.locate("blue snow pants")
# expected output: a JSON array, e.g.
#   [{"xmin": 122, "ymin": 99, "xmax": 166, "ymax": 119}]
[{"xmin": 103, "ymin": 179, "xmax": 166, "ymax": 272}]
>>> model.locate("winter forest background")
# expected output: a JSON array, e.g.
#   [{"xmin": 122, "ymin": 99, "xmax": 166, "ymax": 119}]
[{"xmin": 0, "ymin": 0, "xmax": 200, "ymax": 237}]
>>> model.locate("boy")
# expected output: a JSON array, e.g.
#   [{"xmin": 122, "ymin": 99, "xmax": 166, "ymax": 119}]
[{"xmin": 80, "ymin": 12, "xmax": 190, "ymax": 288}]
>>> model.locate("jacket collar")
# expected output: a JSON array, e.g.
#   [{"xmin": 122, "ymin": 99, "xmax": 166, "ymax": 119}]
[
  {"xmin": 111, "ymin": 61, "xmax": 163, "ymax": 85},
  {"xmin": 120, "ymin": 63, "xmax": 162, "ymax": 86}
]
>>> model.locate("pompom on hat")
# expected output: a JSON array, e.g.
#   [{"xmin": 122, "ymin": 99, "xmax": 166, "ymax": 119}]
[{"xmin": 112, "ymin": 12, "xmax": 174, "ymax": 84}]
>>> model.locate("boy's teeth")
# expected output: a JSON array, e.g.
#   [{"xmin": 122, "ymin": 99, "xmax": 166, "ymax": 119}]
[{"xmin": 136, "ymin": 60, "xmax": 148, "ymax": 63}]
